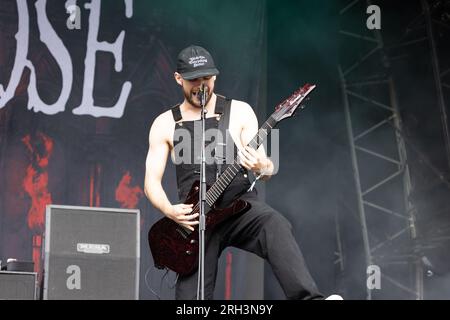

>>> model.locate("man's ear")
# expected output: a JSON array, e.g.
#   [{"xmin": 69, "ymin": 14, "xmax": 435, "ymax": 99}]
[{"xmin": 174, "ymin": 72, "xmax": 183, "ymax": 86}]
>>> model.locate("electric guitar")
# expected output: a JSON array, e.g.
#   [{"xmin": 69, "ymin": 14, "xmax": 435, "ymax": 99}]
[{"xmin": 148, "ymin": 83, "xmax": 316, "ymax": 276}]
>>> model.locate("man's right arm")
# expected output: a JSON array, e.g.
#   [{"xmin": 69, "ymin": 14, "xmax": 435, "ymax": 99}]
[
  {"xmin": 144, "ymin": 114, "xmax": 173, "ymax": 216},
  {"xmin": 144, "ymin": 114, "xmax": 199, "ymax": 231}
]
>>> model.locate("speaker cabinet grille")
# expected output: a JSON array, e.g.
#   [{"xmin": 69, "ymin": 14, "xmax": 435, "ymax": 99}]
[
  {"xmin": 44, "ymin": 205, "xmax": 140, "ymax": 300},
  {"xmin": 0, "ymin": 271, "xmax": 37, "ymax": 300}
]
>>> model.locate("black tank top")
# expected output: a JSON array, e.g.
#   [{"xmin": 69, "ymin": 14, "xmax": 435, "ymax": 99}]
[{"xmin": 171, "ymin": 96, "xmax": 255, "ymax": 207}]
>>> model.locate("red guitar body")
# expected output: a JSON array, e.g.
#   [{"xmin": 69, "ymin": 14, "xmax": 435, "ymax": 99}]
[{"xmin": 148, "ymin": 180, "xmax": 251, "ymax": 276}]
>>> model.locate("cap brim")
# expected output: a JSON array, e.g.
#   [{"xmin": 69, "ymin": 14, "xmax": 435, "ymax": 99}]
[{"xmin": 180, "ymin": 68, "xmax": 219, "ymax": 80}]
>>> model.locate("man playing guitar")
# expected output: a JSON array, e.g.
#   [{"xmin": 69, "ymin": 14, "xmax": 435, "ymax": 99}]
[{"xmin": 144, "ymin": 45, "xmax": 341, "ymax": 300}]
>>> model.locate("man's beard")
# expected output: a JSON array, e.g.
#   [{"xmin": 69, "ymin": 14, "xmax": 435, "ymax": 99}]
[{"xmin": 184, "ymin": 85, "xmax": 213, "ymax": 108}]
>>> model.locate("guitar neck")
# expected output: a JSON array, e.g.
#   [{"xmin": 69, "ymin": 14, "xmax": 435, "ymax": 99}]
[{"xmin": 205, "ymin": 115, "xmax": 278, "ymax": 206}]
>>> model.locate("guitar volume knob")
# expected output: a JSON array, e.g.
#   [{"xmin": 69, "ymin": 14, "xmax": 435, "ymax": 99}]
[
  {"xmin": 186, "ymin": 250, "xmax": 192, "ymax": 255},
  {"xmin": 190, "ymin": 239, "xmax": 197, "ymax": 244}
]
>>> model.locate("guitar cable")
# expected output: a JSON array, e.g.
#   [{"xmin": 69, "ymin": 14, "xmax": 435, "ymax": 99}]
[
  {"xmin": 164, "ymin": 269, "xmax": 179, "ymax": 289},
  {"xmin": 144, "ymin": 266, "xmax": 161, "ymax": 299},
  {"xmin": 144, "ymin": 266, "xmax": 180, "ymax": 299}
]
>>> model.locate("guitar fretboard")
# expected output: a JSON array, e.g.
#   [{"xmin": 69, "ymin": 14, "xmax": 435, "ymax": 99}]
[{"xmin": 204, "ymin": 116, "xmax": 278, "ymax": 206}]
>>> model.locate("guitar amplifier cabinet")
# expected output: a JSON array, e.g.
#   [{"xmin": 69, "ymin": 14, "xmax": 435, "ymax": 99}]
[
  {"xmin": 43, "ymin": 205, "xmax": 140, "ymax": 300},
  {"xmin": 0, "ymin": 271, "xmax": 38, "ymax": 300}
]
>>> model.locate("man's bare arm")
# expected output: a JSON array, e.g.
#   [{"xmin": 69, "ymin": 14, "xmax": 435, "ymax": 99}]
[
  {"xmin": 238, "ymin": 102, "xmax": 274, "ymax": 180},
  {"xmin": 144, "ymin": 115, "xmax": 173, "ymax": 215},
  {"xmin": 144, "ymin": 114, "xmax": 199, "ymax": 231}
]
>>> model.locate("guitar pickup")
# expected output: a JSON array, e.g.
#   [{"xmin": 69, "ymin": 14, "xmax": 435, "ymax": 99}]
[{"xmin": 176, "ymin": 227, "xmax": 189, "ymax": 239}]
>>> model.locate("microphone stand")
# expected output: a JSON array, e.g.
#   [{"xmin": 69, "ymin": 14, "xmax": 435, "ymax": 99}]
[{"xmin": 197, "ymin": 83, "xmax": 207, "ymax": 300}]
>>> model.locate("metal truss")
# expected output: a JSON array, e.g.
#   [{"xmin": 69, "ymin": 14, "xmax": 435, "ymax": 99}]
[
  {"xmin": 337, "ymin": 0, "xmax": 421, "ymax": 299},
  {"xmin": 422, "ymin": 0, "xmax": 450, "ymax": 170}
]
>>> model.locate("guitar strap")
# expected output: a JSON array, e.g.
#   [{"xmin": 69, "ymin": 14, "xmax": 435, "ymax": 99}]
[
  {"xmin": 170, "ymin": 103, "xmax": 182, "ymax": 122},
  {"xmin": 215, "ymin": 95, "xmax": 232, "ymax": 180}
]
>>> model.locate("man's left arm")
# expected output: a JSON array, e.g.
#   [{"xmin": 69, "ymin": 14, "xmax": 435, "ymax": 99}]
[{"xmin": 238, "ymin": 102, "xmax": 274, "ymax": 181}]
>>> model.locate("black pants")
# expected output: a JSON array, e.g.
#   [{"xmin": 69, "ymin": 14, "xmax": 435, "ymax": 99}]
[{"xmin": 175, "ymin": 192, "xmax": 324, "ymax": 300}]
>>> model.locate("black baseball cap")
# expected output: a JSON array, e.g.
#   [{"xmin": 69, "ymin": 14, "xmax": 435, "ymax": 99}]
[{"xmin": 176, "ymin": 45, "xmax": 219, "ymax": 80}]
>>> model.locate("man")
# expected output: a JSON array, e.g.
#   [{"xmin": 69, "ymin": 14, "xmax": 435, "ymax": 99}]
[{"xmin": 144, "ymin": 45, "xmax": 342, "ymax": 300}]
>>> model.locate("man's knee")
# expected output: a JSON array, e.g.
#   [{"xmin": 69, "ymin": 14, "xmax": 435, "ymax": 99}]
[
  {"xmin": 256, "ymin": 212, "xmax": 293, "ymax": 256},
  {"xmin": 263, "ymin": 211, "xmax": 292, "ymax": 231}
]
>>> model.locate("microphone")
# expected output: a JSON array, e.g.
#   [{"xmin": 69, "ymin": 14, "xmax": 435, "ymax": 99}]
[{"xmin": 199, "ymin": 83, "xmax": 208, "ymax": 107}]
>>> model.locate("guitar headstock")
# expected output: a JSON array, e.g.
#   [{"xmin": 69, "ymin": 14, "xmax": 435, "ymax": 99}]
[{"xmin": 273, "ymin": 84, "xmax": 316, "ymax": 122}]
